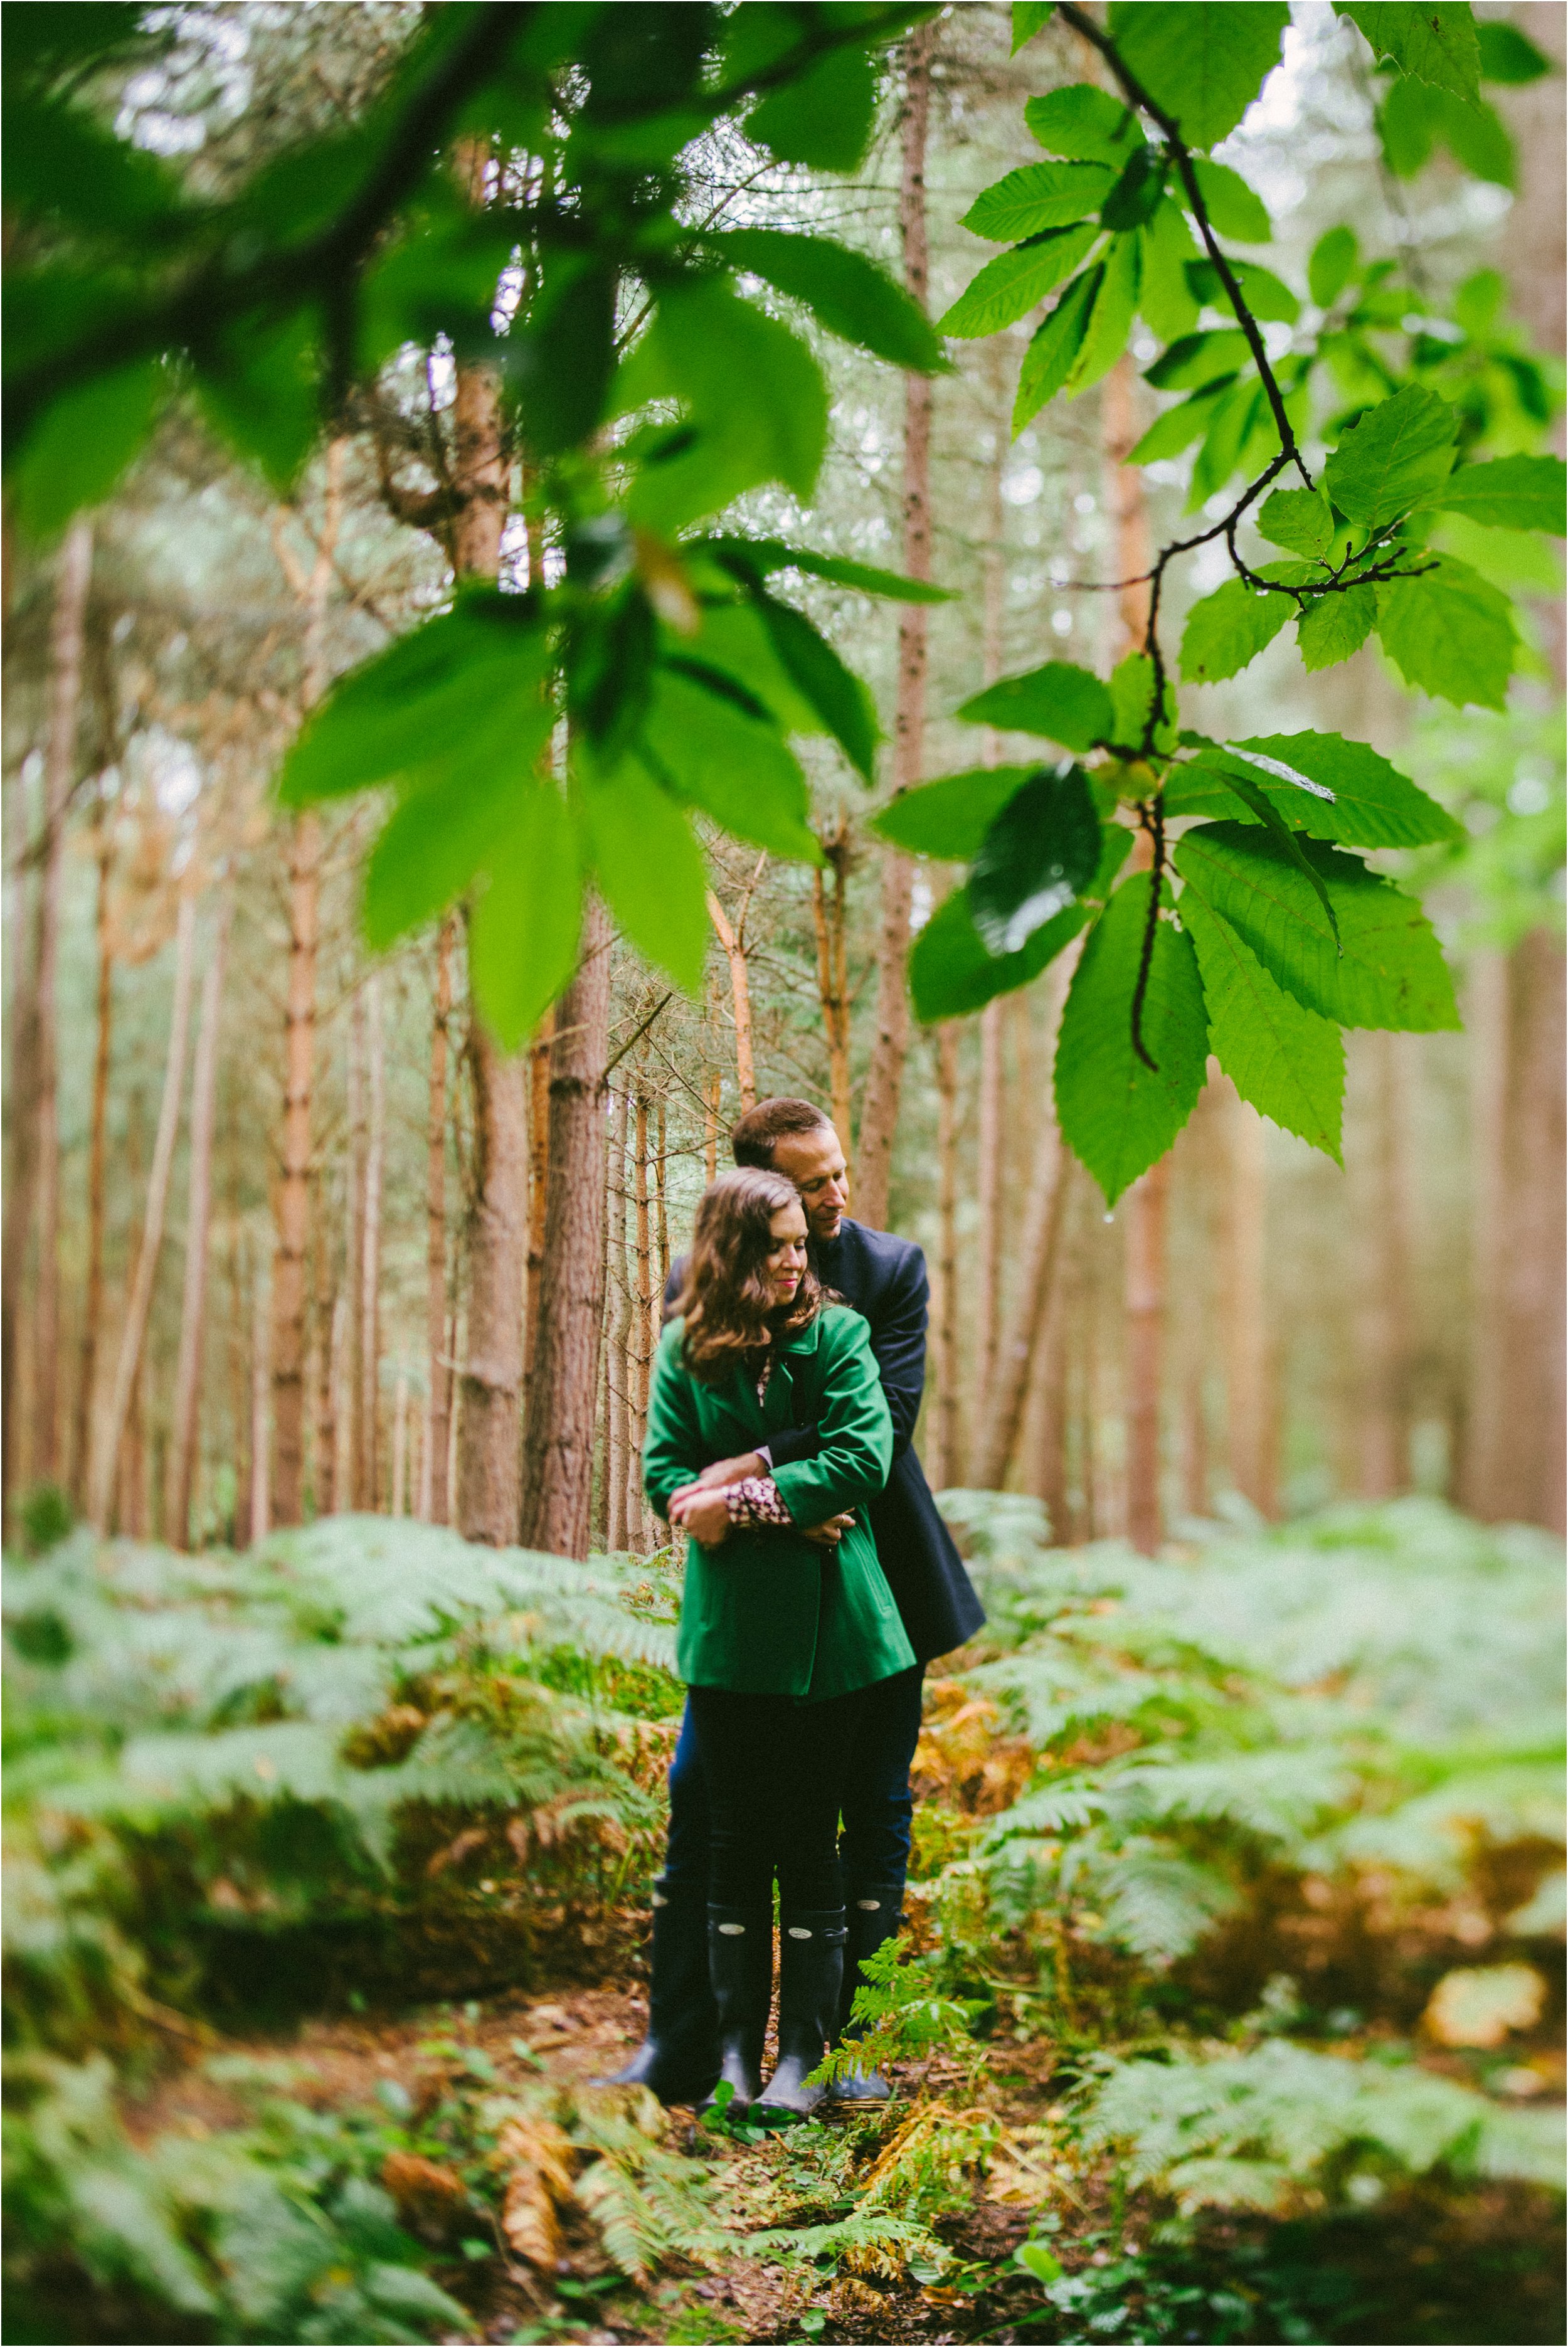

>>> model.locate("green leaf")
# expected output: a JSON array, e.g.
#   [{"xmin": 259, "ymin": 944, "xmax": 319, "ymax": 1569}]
[
  {"xmin": 575, "ymin": 758, "xmax": 709, "ymax": 992},
  {"xmin": 957, "ymin": 660, "xmax": 1114, "ymax": 752},
  {"xmin": 1110, "ymin": 652, "xmax": 1177, "ymax": 752},
  {"xmin": 706, "ymin": 228, "xmax": 945, "ymax": 373},
  {"xmin": 1375, "ymin": 554, "xmax": 1517, "ymax": 711},
  {"xmin": 705, "ymin": 538, "xmax": 953, "ymax": 603},
  {"xmin": 1017, "ymin": 2242, "xmax": 1064, "ymax": 2287},
  {"xmin": 1025, "ymin": 83, "xmax": 1142, "ymax": 163},
  {"xmin": 970, "ymin": 763, "xmax": 1103, "ymax": 955},
  {"xmin": 1108, "ymin": 3, "xmax": 1290, "ymax": 151},
  {"xmin": 1323, "ymin": 383, "xmax": 1458, "ymax": 527},
  {"xmin": 1379, "ymin": 77, "xmax": 1515, "ymax": 186},
  {"xmin": 748, "ymin": 42, "xmax": 876, "ymax": 171},
  {"xmin": 909, "ymin": 827, "xmax": 1130, "ymax": 1023},
  {"xmin": 1173, "ymin": 823, "xmax": 1461, "ymax": 1030},
  {"xmin": 1309, "ymin": 225, "xmax": 1359, "ymax": 307},
  {"xmin": 961, "ymin": 162, "xmax": 1115, "ymax": 242},
  {"xmin": 1012, "ymin": 2, "xmax": 1057, "ymax": 52},
  {"xmin": 1179, "ymin": 887, "xmax": 1344, "ymax": 1158},
  {"xmin": 1185, "ymin": 257, "xmax": 1300, "ymax": 324},
  {"xmin": 1185, "ymin": 378, "xmax": 1268, "ymax": 509},
  {"xmin": 681, "ymin": 596, "xmax": 824, "ymax": 736},
  {"xmin": 467, "ymin": 787, "xmax": 584, "ymax": 1051},
  {"xmin": 753, "ymin": 596, "xmax": 880, "ymax": 781},
  {"xmin": 1138, "ymin": 198, "xmax": 1202, "ymax": 341},
  {"xmin": 1258, "ymin": 486, "xmax": 1335, "ymax": 557},
  {"xmin": 195, "ymin": 310, "xmax": 320, "ymax": 496},
  {"xmin": 637, "ymin": 667, "xmax": 821, "ymax": 856},
  {"xmin": 10, "ymin": 356, "xmax": 162, "ymax": 542},
  {"xmin": 1180, "ymin": 578, "xmax": 1292, "ymax": 684},
  {"xmin": 1297, "ymin": 584, "xmax": 1378, "ymax": 670},
  {"xmin": 938, "ymin": 224, "xmax": 1100, "ymax": 339},
  {"xmin": 1054, "ymin": 873, "xmax": 1209, "ymax": 1206},
  {"xmin": 1101, "ymin": 146, "xmax": 1168, "ymax": 230},
  {"xmin": 363, "ymin": 743, "xmax": 556, "ymax": 952},
  {"xmin": 873, "ymin": 766, "xmax": 1041, "ymax": 858},
  {"xmin": 509, "ymin": 258, "xmax": 618, "ymax": 460},
  {"xmin": 1476, "ymin": 20, "xmax": 1552, "ymax": 82},
  {"xmin": 626, "ymin": 282, "xmax": 828, "ymax": 530},
  {"xmin": 1145, "ymin": 329, "xmax": 1251, "ymax": 390},
  {"xmin": 1208, "ymin": 731, "xmax": 1461, "ymax": 847},
  {"xmin": 1199, "ymin": 762, "xmax": 1342, "ymax": 947},
  {"xmin": 1420, "ymin": 453, "xmax": 1567, "ymax": 535},
  {"xmin": 1187, "ymin": 158, "xmax": 1273, "ymax": 242},
  {"xmin": 1335, "ymin": 2, "xmax": 1481, "ymax": 100},
  {"xmin": 1127, "ymin": 380, "xmax": 1233, "ymax": 464},
  {"xmin": 1067, "ymin": 231, "xmax": 1141, "ymax": 395},
  {"xmin": 278, "ymin": 602, "xmax": 551, "ymax": 806},
  {"xmin": 1014, "ymin": 267, "xmax": 1102, "ymax": 432}
]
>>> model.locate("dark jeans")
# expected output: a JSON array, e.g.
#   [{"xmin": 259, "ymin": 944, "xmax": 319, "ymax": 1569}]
[
  {"xmin": 684, "ymin": 1683, "xmax": 864, "ymax": 1910},
  {"xmin": 668, "ymin": 1664, "xmax": 924, "ymax": 1909}
]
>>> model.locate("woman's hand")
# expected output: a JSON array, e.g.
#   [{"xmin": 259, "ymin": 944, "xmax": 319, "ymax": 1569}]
[{"xmin": 669, "ymin": 1486, "xmax": 732, "ymax": 1549}]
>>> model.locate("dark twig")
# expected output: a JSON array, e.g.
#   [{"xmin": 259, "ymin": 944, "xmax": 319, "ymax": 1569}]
[{"xmin": 1129, "ymin": 800, "xmax": 1165, "ymax": 1074}]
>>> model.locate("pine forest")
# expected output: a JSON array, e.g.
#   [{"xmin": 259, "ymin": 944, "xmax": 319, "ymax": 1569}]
[{"xmin": 3, "ymin": 4, "xmax": 1565, "ymax": 2343}]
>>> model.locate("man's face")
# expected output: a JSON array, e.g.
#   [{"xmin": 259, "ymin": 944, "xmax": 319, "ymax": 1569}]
[{"xmin": 770, "ymin": 1125, "xmax": 849, "ymax": 1242}]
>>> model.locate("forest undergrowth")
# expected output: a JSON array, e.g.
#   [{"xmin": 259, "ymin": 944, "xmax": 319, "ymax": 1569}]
[{"xmin": 4, "ymin": 1497, "xmax": 1563, "ymax": 2346}]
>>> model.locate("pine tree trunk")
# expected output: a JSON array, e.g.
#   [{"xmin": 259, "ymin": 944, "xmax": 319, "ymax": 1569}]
[
  {"xmin": 525, "ymin": 1007, "xmax": 554, "ymax": 1396},
  {"xmin": 4, "ymin": 517, "xmax": 93, "ymax": 1510},
  {"xmin": 628, "ymin": 1090, "xmax": 654, "ymax": 1552},
  {"xmin": 391, "ymin": 1371, "xmax": 409, "ymax": 1517},
  {"xmin": 313, "ymin": 1192, "xmax": 337, "ymax": 1517},
  {"xmin": 655, "ymin": 1096, "xmax": 669, "ymax": 1294},
  {"xmin": 606, "ymin": 1088, "xmax": 630, "ymax": 1553},
  {"xmin": 425, "ymin": 916, "xmax": 454, "ymax": 1524},
  {"xmin": 1224, "ymin": 1083, "xmax": 1273, "ymax": 1515},
  {"xmin": 456, "ymin": 1004, "xmax": 527, "ymax": 1545},
  {"xmin": 344, "ymin": 1000, "xmax": 364, "ymax": 1507},
  {"xmin": 70, "ymin": 794, "xmax": 115, "ymax": 1507},
  {"xmin": 811, "ymin": 830, "xmax": 854, "ymax": 1155},
  {"xmin": 250, "ymin": 1242, "xmax": 271, "ymax": 1545},
  {"xmin": 707, "ymin": 887, "xmax": 758, "ymax": 1111},
  {"xmin": 359, "ymin": 969, "xmax": 385, "ymax": 1508},
  {"xmin": 1353, "ymin": 1031, "xmax": 1414, "ymax": 1500},
  {"xmin": 519, "ymin": 896, "xmax": 613, "ymax": 1559},
  {"xmin": 930, "ymin": 1021, "xmax": 961, "ymax": 1488},
  {"xmin": 167, "ymin": 893, "xmax": 231, "ymax": 1549},
  {"xmin": 974, "ymin": 1000, "xmax": 1004, "ymax": 1434},
  {"xmin": 90, "ymin": 893, "xmax": 198, "ymax": 1528},
  {"xmin": 1123, "ymin": 1153, "xmax": 1170, "ymax": 1554},
  {"xmin": 855, "ymin": 21, "xmax": 935, "ymax": 1231}
]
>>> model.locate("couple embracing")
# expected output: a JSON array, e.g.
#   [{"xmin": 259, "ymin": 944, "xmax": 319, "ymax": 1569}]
[{"xmin": 598, "ymin": 1098, "xmax": 985, "ymax": 2127}]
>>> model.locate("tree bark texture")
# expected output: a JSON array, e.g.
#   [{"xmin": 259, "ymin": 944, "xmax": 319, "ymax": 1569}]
[
  {"xmin": 358, "ymin": 969, "xmax": 386, "ymax": 1508},
  {"xmin": 456, "ymin": 1005, "xmax": 527, "ymax": 1545},
  {"xmin": 976, "ymin": 1078, "xmax": 1071, "ymax": 1494},
  {"xmin": 519, "ymin": 896, "xmax": 613, "ymax": 1559},
  {"xmin": 628, "ymin": 1090, "xmax": 654, "ymax": 1552},
  {"xmin": 70, "ymin": 795, "xmax": 115, "ymax": 1506},
  {"xmin": 89, "ymin": 893, "xmax": 198, "ymax": 1528},
  {"xmin": 250, "ymin": 1242, "xmax": 271, "ymax": 1545},
  {"xmin": 974, "ymin": 999, "xmax": 1004, "ymax": 1442},
  {"xmin": 812, "ymin": 828, "xmax": 854, "ymax": 1155},
  {"xmin": 425, "ymin": 916, "xmax": 455, "ymax": 1523},
  {"xmin": 930, "ymin": 1022, "xmax": 961, "ymax": 1490},
  {"xmin": 854, "ymin": 20, "xmax": 934, "ymax": 1231},
  {"xmin": 707, "ymin": 887, "xmax": 758, "ymax": 1113},
  {"xmin": 313, "ymin": 1185, "xmax": 337, "ymax": 1516},
  {"xmin": 525, "ymin": 1008, "xmax": 555, "ymax": 1394},
  {"xmin": 606, "ymin": 1088, "xmax": 630, "ymax": 1553},
  {"xmin": 167, "ymin": 893, "xmax": 232, "ymax": 1549}
]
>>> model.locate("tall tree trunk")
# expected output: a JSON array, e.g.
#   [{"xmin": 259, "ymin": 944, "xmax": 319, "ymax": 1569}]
[
  {"xmin": 4, "ymin": 517, "xmax": 93, "ymax": 1509},
  {"xmin": 628, "ymin": 1090, "xmax": 654, "ymax": 1552},
  {"xmin": 811, "ymin": 827, "xmax": 854, "ymax": 1154},
  {"xmin": 90, "ymin": 894, "xmax": 198, "ymax": 1528},
  {"xmin": 270, "ymin": 440, "xmax": 344, "ymax": 1526},
  {"xmin": 1123, "ymin": 1153, "xmax": 1170, "ymax": 1554},
  {"xmin": 525, "ymin": 1007, "xmax": 554, "ymax": 1396},
  {"xmin": 359, "ymin": 968, "xmax": 385, "ymax": 1509},
  {"xmin": 167, "ymin": 893, "xmax": 232, "ymax": 1549},
  {"xmin": 519, "ymin": 896, "xmax": 614, "ymax": 1558},
  {"xmin": 655, "ymin": 1096, "xmax": 669, "ymax": 1293},
  {"xmin": 1029, "ymin": 1242, "xmax": 1074, "ymax": 1545},
  {"xmin": 856, "ymin": 20, "xmax": 935, "ymax": 1230},
  {"xmin": 707, "ymin": 884, "xmax": 758, "ymax": 1111},
  {"xmin": 313, "ymin": 1188, "xmax": 337, "ymax": 1517},
  {"xmin": 250, "ymin": 1241, "xmax": 270, "ymax": 1545},
  {"xmin": 425, "ymin": 916, "xmax": 454, "ymax": 1523},
  {"xmin": 606, "ymin": 1088, "xmax": 630, "ymax": 1552},
  {"xmin": 1353, "ymin": 1032, "xmax": 1414, "ymax": 1500},
  {"xmin": 456, "ymin": 1004, "xmax": 527, "ymax": 1544},
  {"xmin": 391, "ymin": 1371, "xmax": 410, "ymax": 1516},
  {"xmin": 70, "ymin": 792, "xmax": 115, "ymax": 1507},
  {"xmin": 1224, "ymin": 1083, "xmax": 1273, "ymax": 1514},
  {"xmin": 974, "ymin": 999, "xmax": 1004, "ymax": 1437},
  {"xmin": 344, "ymin": 1000, "xmax": 364, "ymax": 1507},
  {"xmin": 930, "ymin": 1021, "xmax": 961, "ymax": 1488}
]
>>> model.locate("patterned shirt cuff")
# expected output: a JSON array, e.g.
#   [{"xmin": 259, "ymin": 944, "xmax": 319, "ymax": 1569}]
[{"xmin": 724, "ymin": 1475, "xmax": 793, "ymax": 1527}]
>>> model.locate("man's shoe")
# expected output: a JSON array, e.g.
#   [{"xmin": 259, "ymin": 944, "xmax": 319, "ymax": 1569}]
[
  {"xmin": 701, "ymin": 1905, "xmax": 773, "ymax": 2119},
  {"xmin": 753, "ymin": 1909, "xmax": 846, "ymax": 2126},
  {"xmin": 829, "ymin": 1889, "xmax": 903, "ymax": 2105},
  {"xmin": 592, "ymin": 1889, "xmax": 720, "ymax": 2107}
]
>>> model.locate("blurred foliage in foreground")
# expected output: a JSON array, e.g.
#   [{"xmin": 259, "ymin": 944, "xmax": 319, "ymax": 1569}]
[{"xmin": 4, "ymin": 1500, "xmax": 1562, "ymax": 2341}]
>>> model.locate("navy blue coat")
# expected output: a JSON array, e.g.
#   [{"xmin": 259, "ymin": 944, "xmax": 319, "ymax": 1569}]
[{"xmin": 664, "ymin": 1217, "xmax": 985, "ymax": 1665}]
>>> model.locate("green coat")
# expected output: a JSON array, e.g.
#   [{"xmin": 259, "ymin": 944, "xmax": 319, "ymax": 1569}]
[{"xmin": 644, "ymin": 1305, "xmax": 916, "ymax": 1702}]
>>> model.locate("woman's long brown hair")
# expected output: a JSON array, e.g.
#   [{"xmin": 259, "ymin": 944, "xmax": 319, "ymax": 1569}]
[{"xmin": 672, "ymin": 1168, "xmax": 824, "ymax": 1382}]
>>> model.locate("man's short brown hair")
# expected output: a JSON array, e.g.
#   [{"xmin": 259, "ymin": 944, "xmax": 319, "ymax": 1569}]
[{"xmin": 731, "ymin": 1096, "xmax": 834, "ymax": 1169}]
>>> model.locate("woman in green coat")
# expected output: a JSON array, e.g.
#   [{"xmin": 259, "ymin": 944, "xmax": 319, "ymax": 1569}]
[{"xmin": 644, "ymin": 1167, "xmax": 914, "ymax": 2123}]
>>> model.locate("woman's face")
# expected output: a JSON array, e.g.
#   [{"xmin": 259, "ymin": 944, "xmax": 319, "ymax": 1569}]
[{"xmin": 761, "ymin": 1200, "xmax": 809, "ymax": 1306}]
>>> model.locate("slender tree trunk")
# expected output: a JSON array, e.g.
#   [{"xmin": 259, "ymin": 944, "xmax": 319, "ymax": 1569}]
[
  {"xmin": 70, "ymin": 795, "xmax": 115, "ymax": 1507},
  {"xmin": 812, "ymin": 829, "xmax": 854, "ymax": 1155},
  {"xmin": 1124, "ymin": 1153, "xmax": 1170, "ymax": 1554},
  {"xmin": 456, "ymin": 1004, "xmax": 527, "ymax": 1544},
  {"xmin": 856, "ymin": 21, "xmax": 935, "ymax": 1230},
  {"xmin": 606, "ymin": 1088, "xmax": 630, "ymax": 1552},
  {"xmin": 329, "ymin": 1286, "xmax": 350, "ymax": 1514},
  {"xmin": 1352, "ymin": 1032, "xmax": 1413, "ymax": 1500},
  {"xmin": 424, "ymin": 915, "xmax": 454, "ymax": 1524},
  {"xmin": 344, "ymin": 997, "xmax": 364, "ymax": 1505},
  {"xmin": 628, "ymin": 1091, "xmax": 654, "ymax": 1552},
  {"xmin": 655, "ymin": 1095, "xmax": 669, "ymax": 1293},
  {"xmin": 250, "ymin": 1242, "xmax": 271, "ymax": 1545},
  {"xmin": 391, "ymin": 1372, "xmax": 409, "ymax": 1516},
  {"xmin": 525, "ymin": 1007, "xmax": 554, "ymax": 1396},
  {"xmin": 313, "ymin": 1189, "xmax": 337, "ymax": 1517},
  {"xmin": 974, "ymin": 1000, "xmax": 1005, "ymax": 1436},
  {"xmin": 704, "ymin": 1069, "xmax": 721, "ymax": 1182},
  {"xmin": 359, "ymin": 968, "xmax": 385, "ymax": 1509},
  {"xmin": 4, "ymin": 517, "xmax": 93, "ymax": 1509},
  {"xmin": 1224, "ymin": 1083, "xmax": 1273, "ymax": 1514},
  {"xmin": 1461, "ymin": 953, "xmax": 1507, "ymax": 1515},
  {"xmin": 519, "ymin": 896, "xmax": 614, "ymax": 1558},
  {"xmin": 1030, "ymin": 1243, "xmax": 1074, "ymax": 1545},
  {"xmin": 90, "ymin": 895, "xmax": 198, "ymax": 1528},
  {"xmin": 167, "ymin": 894, "xmax": 232, "ymax": 1549},
  {"xmin": 930, "ymin": 1022, "xmax": 961, "ymax": 1488},
  {"xmin": 707, "ymin": 886, "xmax": 758, "ymax": 1111}
]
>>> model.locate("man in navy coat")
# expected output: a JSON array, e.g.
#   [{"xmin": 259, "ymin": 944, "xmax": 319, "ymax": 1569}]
[{"xmin": 600, "ymin": 1098, "xmax": 985, "ymax": 2105}]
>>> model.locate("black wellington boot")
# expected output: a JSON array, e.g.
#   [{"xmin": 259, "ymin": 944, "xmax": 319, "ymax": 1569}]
[
  {"xmin": 591, "ymin": 1887, "xmax": 720, "ymax": 2107},
  {"xmin": 753, "ymin": 1909, "xmax": 846, "ymax": 2126},
  {"xmin": 700, "ymin": 1905, "xmax": 773, "ymax": 2119},
  {"xmin": 829, "ymin": 1888, "xmax": 903, "ymax": 2105}
]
